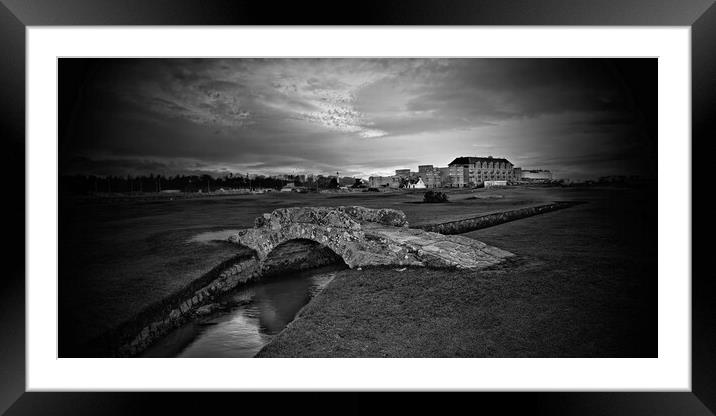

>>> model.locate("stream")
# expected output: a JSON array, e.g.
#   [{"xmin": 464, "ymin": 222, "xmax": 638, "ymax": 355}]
[{"xmin": 140, "ymin": 264, "xmax": 343, "ymax": 357}]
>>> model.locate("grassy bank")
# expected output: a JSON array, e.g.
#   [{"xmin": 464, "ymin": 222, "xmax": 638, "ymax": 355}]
[{"xmin": 257, "ymin": 185, "xmax": 656, "ymax": 357}]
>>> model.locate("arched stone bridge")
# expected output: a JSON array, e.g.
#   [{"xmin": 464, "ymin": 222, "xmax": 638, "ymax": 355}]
[{"xmin": 229, "ymin": 206, "xmax": 513, "ymax": 270}]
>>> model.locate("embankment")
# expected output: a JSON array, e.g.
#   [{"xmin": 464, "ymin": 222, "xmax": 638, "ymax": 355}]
[{"xmin": 83, "ymin": 241, "xmax": 341, "ymax": 357}]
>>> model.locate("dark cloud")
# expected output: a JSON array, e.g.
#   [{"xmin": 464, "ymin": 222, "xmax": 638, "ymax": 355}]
[{"xmin": 59, "ymin": 58, "xmax": 655, "ymax": 180}]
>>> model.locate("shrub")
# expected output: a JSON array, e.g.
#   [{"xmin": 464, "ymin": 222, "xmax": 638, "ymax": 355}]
[{"xmin": 423, "ymin": 190, "xmax": 449, "ymax": 203}]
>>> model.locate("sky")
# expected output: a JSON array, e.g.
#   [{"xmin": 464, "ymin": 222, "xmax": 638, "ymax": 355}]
[{"xmin": 59, "ymin": 58, "xmax": 656, "ymax": 180}]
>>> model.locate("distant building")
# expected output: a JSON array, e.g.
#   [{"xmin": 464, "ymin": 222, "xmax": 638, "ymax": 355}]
[
  {"xmin": 439, "ymin": 167, "xmax": 450, "ymax": 184},
  {"xmin": 280, "ymin": 183, "xmax": 296, "ymax": 192},
  {"xmin": 484, "ymin": 180, "xmax": 508, "ymax": 188},
  {"xmin": 448, "ymin": 156, "xmax": 515, "ymax": 187},
  {"xmin": 512, "ymin": 167, "xmax": 522, "ymax": 182},
  {"xmin": 369, "ymin": 176, "xmax": 390, "ymax": 188},
  {"xmin": 395, "ymin": 169, "xmax": 411, "ymax": 178},
  {"xmin": 423, "ymin": 169, "xmax": 440, "ymax": 188},
  {"xmin": 449, "ymin": 165, "xmax": 470, "ymax": 188},
  {"xmin": 422, "ymin": 166, "xmax": 450, "ymax": 188},
  {"xmin": 407, "ymin": 177, "xmax": 427, "ymax": 189},
  {"xmin": 521, "ymin": 169, "xmax": 553, "ymax": 182},
  {"xmin": 418, "ymin": 165, "xmax": 433, "ymax": 174},
  {"xmin": 369, "ymin": 176, "xmax": 402, "ymax": 189}
]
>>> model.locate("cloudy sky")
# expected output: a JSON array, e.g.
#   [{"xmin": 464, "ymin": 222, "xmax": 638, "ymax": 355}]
[{"xmin": 59, "ymin": 58, "xmax": 656, "ymax": 180}]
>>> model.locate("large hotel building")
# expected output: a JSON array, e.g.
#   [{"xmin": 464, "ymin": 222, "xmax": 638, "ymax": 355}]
[
  {"xmin": 447, "ymin": 156, "xmax": 516, "ymax": 187},
  {"xmin": 369, "ymin": 155, "xmax": 540, "ymax": 189}
]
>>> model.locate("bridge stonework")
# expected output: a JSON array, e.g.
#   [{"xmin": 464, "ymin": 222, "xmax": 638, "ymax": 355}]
[{"xmin": 229, "ymin": 206, "xmax": 513, "ymax": 270}]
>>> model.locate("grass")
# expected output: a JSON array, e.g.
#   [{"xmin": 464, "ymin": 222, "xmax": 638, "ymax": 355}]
[
  {"xmin": 59, "ymin": 184, "xmax": 655, "ymax": 357},
  {"xmin": 257, "ymin": 185, "xmax": 656, "ymax": 357},
  {"xmin": 60, "ymin": 186, "xmax": 541, "ymax": 355}
]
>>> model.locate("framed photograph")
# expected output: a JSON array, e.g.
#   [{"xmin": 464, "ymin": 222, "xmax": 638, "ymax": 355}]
[{"xmin": 2, "ymin": 0, "xmax": 709, "ymax": 414}]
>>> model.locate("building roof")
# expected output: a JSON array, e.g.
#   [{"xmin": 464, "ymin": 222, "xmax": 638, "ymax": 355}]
[{"xmin": 448, "ymin": 156, "xmax": 512, "ymax": 166}]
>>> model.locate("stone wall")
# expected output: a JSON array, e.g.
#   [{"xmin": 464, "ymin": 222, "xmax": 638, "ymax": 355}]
[
  {"xmin": 83, "ymin": 253, "xmax": 262, "ymax": 357},
  {"xmin": 416, "ymin": 202, "xmax": 582, "ymax": 234},
  {"xmin": 116, "ymin": 257, "xmax": 263, "ymax": 357}
]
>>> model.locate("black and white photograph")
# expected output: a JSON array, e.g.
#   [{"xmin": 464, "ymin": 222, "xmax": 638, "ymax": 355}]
[
  {"xmin": 2, "ymin": 0, "xmax": 711, "ymax": 412},
  {"xmin": 58, "ymin": 57, "xmax": 657, "ymax": 359}
]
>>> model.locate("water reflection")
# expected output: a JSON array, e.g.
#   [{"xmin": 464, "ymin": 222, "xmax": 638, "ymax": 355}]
[{"xmin": 141, "ymin": 265, "xmax": 341, "ymax": 358}]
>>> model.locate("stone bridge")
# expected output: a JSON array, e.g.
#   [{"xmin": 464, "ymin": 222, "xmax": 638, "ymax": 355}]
[{"xmin": 229, "ymin": 206, "xmax": 513, "ymax": 270}]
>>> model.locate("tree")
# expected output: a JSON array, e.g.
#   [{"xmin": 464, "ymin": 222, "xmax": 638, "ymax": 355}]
[{"xmin": 423, "ymin": 190, "xmax": 449, "ymax": 203}]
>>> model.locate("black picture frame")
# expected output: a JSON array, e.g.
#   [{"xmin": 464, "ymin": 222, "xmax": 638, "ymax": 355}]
[{"xmin": 1, "ymin": 0, "xmax": 710, "ymax": 414}]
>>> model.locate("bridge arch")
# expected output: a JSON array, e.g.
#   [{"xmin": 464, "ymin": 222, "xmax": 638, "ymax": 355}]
[{"xmin": 260, "ymin": 238, "xmax": 348, "ymax": 276}]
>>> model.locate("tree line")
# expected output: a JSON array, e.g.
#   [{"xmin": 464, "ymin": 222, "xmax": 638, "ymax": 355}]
[{"xmin": 59, "ymin": 173, "xmax": 361, "ymax": 194}]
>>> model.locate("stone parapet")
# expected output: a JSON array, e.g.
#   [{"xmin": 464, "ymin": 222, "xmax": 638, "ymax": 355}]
[{"xmin": 231, "ymin": 206, "xmax": 513, "ymax": 270}]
